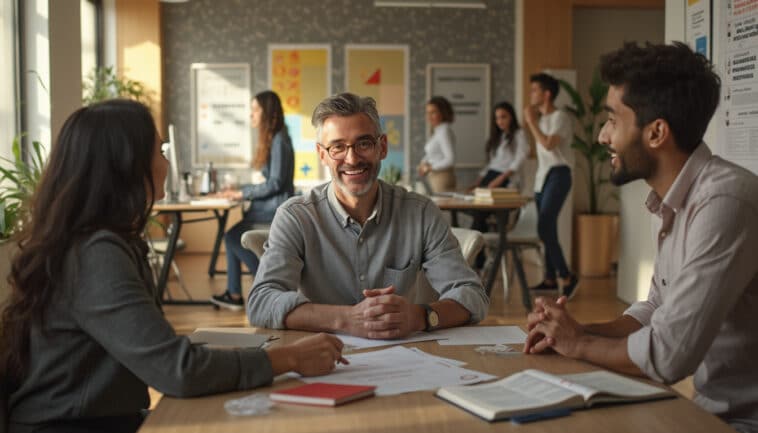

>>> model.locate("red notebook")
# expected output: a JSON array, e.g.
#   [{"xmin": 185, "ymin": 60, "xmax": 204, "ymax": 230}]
[{"xmin": 269, "ymin": 383, "xmax": 376, "ymax": 407}]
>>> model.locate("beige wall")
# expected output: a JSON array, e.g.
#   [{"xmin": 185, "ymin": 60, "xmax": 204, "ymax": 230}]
[{"xmin": 571, "ymin": 7, "xmax": 665, "ymax": 215}]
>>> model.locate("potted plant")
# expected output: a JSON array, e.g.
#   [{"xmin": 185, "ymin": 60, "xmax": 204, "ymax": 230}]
[
  {"xmin": 559, "ymin": 72, "xmax": 618, "ymax": 277},
  {"xmin": 82, "ymin": 66, "xmax": 153, "ymax": 106},
  {"xmin": 0, "ymin": 136, "xmax": 46, "ymax": 301}
]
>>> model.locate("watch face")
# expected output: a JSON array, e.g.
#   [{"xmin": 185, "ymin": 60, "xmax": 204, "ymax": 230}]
[{"xmin": 428, "ymin": 310, "xmax": 440, "ymax": 328}]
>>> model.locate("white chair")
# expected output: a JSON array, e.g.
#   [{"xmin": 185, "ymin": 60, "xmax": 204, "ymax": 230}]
[
  {"xmin": 240, "ymin": 229, "xmax": 268, "ymax": 299},
  {"xmin": 481, "ymin": 200, "xmax": 543, "ymax": 302},
  {"xmin": 412, "ymin": 227, "xmax": 485, "ymax": 303},
  {"xmin": 240, "ymin": 228, "xmax": 485, "ymax": 305}
]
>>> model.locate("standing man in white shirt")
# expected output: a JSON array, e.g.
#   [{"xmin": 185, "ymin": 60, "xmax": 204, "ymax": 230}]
[
  {"xmin": 524, "ymin": 42, "xmax": 758, "ymax": 433},
  {"xmin": 523, "ymin": 73, "xmax": 579, "ymax": 298}
]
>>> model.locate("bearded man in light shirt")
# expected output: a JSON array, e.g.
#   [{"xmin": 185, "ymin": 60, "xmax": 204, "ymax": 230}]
[
  {"xmin": 247, "ymin": 93, "xmax": 488, "ymax": 339},
  {"xmin": 524, "ymin": 42, "xmax": 758, "ymax": 433}
]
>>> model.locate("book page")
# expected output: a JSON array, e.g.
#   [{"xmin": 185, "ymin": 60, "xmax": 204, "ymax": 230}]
[
  {"xmin": 443, "ymin": 371, "xmax": 582, "ymax": 412},
  {"xmin": 523, "ymin": 369, "xmax": 598, "ymax": 401},
  {"xmin": 559, "ymin": 371, "xmax": 671, "ymax": 401}
]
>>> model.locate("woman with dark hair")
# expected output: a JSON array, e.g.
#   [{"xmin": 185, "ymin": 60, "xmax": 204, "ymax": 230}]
[
  {"xmin": 418, "ymin": 96, "xmax": 456, "ymax": 192},
  {"xmin": 468, "ymin": 101, "xmax": 529, "ymax": 233},
  {"xmin": 0, "ymin": 99, "xmax": 343, "ymax": 433},
  {"xmin": 212, "ymin": 90, "xmax": 294, "ymax": 310}
]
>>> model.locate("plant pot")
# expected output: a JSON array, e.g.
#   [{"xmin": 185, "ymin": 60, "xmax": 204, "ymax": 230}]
[
  {"xmin": 575, "ymin": 214, "xmax": 618, "ymax": 278},
  {"xmin": 0, "ymin": 240, "xmax": 16, "ymax": 304}
]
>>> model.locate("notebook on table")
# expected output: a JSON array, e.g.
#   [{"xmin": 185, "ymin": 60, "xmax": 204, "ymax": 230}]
[{"xmin": 269, "ymin": 383, "xmax": 376, "ymax": 407}]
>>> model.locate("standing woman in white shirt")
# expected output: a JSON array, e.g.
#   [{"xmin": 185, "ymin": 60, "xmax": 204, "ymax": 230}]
[
  {"xmin": 418, "ymin": 96, "xmax": 456, "ymax": 192},
  {"xmin": 523, "ymin": 73, "xmax": 579, "ymax": 298},
  {"xmin": 468, "ymin": 101, "xmax": 529, "ymax": 232}
]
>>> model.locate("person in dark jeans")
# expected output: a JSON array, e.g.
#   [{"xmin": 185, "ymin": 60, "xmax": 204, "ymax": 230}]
[
  {"xmin": 523, "ymin": 73, "xmax": 579, "ymax": 299},
  {"xmin": 211, "ymin": 91, "xmax": 294, "ymax": 310},
  {"xmin": 468, "ymin": 101, "xmax": 529, "ymax": 268}
]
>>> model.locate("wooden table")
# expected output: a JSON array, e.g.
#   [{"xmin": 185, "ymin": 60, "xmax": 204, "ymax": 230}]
[
  {"xmin": 152, "ymin": 200, "xmax": 241, "ymax": 305},
  {"xmin": 138, "ymin": 329, "xmax": 734, "ymax": 433},
  {"xmin": 433, "ymin": 196, "xmax": 530, "ymax": 309}
]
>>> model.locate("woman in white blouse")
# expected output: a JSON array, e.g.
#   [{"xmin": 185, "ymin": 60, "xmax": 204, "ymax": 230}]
[
  {"xmin": 418, "ymin": 96, "xmax": 456, "ymax": 192},
  {"xmin": 469, "ymin": 101, "xmax": 529, "ymax": 234}
]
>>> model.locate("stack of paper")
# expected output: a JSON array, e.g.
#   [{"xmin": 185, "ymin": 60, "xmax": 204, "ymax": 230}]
[{"xmin": 298, "ymin": 346, "xmax": 496, "ymax": 396}]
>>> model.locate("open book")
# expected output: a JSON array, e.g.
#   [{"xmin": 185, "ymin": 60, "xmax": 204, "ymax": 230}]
[{"xmin": 436, "ymin": 369, "xmax": 674, "ymax": 421}]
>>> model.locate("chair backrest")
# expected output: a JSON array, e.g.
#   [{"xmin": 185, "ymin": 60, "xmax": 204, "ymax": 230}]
[
  {"xmin": 449, "ymin": 227, "xmax": 485, "ymax": 266},
  {"xmin": 508, "ymin": 200, "xmax": 539, "ymax": 242},
  {"xmin": 241, "ymin": 229, "xmax": 270, "ymax": 257},
  {"xmin": 412, "ymin": 228, "xmax": 485, "ymax": 303}
]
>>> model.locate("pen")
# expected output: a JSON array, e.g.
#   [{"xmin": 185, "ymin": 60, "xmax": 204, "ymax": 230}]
[{"xmin": 510, "ymin": 408, "xmax": 571, "ymax": 424}]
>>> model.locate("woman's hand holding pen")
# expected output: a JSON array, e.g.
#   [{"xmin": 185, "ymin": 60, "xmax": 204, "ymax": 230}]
[{"xmin": 266, "ymin": 333, "xmax": 348, "ymax": 376}]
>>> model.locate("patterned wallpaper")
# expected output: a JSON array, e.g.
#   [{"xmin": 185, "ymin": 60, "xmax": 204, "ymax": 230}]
[{"xmin": 162, "ymin": 0, "xmax": 515, "ymax": 175}]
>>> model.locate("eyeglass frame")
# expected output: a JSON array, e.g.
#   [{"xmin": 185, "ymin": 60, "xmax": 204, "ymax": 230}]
[{"xmin": 317, "ymin": 134, "xmax": 385, "ymax": 160}]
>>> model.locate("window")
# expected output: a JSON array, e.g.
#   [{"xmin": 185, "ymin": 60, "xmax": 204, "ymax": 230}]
[
  {"xmin": 80, "ymin": 0, "xmax": 102, "ymax": 84},
  {"xmin": 0, "ymin": 0, "xmax": 18, "ymax": 159}
]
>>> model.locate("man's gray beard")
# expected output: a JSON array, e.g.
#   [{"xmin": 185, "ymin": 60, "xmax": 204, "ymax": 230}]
[{"xmin": 333, "ymin": 161, "xmax": 382, "ymax": 197}]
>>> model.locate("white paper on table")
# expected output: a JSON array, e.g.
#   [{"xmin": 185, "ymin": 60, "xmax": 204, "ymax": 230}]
[
  {"xmin": 335, "ymin": 332, "xmax": 446, "ymax": 350},
  {"xmin": 298, "ymin": 346, "xmax": 496, "ymax": 396},
  {"xmin": 407, "ymin": 347, "xmax": 467, "ymax": 367},
  {"xmin": 433, "ymin": 326, "xmax": 527, "ymax": 345}
]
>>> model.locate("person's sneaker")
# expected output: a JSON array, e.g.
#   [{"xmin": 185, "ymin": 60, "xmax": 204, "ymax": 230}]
[
  {"xmin": 529, "ymin": 280, "xmax": 559, "ymax": 291},
  {"xmin": 560, "ymin": 273, "xmax": 580, "ymax": 300},
  {"xmin": 210, "ymin": 292, "xmax": 244, "ymax": 311}
]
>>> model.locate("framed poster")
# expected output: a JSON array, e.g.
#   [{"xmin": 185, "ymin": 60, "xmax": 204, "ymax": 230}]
[
  {"xmin": 717, "ymin": 0, "xmax": 758, "ymax": 175},
  {"xmin": 345, "ymin": 44, "xmax": 410, "ymax": 182},
  {"xmin": 190, "ymin": 63, "xmax": 251, "ymax": 168},
  {"xmin": 268, "ymin": 44, "xmax": 332, "ymax": 185},
  {"xmin": 686, "ymin": 0, "xmax": 713, "ymax": 60},
  {"xmin": 426, "ymin": 63, "xmax": 491, "ymax": 168}
]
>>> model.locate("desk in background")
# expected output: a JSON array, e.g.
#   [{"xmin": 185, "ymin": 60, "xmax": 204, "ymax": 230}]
[
  {"xmin": 138, "ymin": 328, "xmax": 734, "ymax": 433},
  {"xmin": 433, "ymin": 196, "xmax": 530, "ymax": 309},
  {"xmin": 152, "ymin": 200, "xmax": 241, "ymax": 305}
]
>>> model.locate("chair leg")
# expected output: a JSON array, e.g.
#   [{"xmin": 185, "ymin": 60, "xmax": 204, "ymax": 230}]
[
  {"xmin": 500, "ymin": 251, "xmax": 510, "ymax": 303},
  {"xmin": 170, "ymin": 260, "xmax": 192, "ymax": 300}
]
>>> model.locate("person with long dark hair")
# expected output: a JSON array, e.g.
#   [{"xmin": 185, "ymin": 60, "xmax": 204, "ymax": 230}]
[
  {"xmin": 417, "ymin": 96, "xmax": 456, "ymax": 193},
  {"xmin": 0, "ymin": 99, "xmax": 343, "ymax": 433},
  {"xmin": 468, "ymin": 101, "xmax": 529, "ymax": 233},
  {"xmin": 211, "ymin": 90, "xmax": 294, "ymax": 310}
]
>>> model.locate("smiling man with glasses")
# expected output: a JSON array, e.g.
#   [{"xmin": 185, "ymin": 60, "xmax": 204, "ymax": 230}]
[{"xmin": 246, "ymin": 93, "xmax": 488, "ymax": 339}]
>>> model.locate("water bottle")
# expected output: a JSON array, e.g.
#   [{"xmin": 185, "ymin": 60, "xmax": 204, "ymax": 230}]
[{"xmin": 200, "ymin": 162, "xmax": 212, "ymax": 195}]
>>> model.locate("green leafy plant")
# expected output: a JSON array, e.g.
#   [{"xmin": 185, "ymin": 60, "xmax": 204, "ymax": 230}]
[
  {"xmin": 559, "ymin": 72, "xmax": 615, "ymax": 214},
  {"xmin": 82, "ymin": 66, "xmax": 152, "ymax": 106},
  {"xmin": 380, "ymin": 164, "xmax": 403, "ymax": 186},
  {"xmin": 0, "ymin": 137, "xmax": 46, "ymax": 240}
]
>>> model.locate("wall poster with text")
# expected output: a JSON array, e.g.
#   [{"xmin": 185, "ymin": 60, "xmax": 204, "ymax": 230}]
[
  {"xmin": 191, "ymin": 63, "xmax": 251, "ymax": 167},
  {"xmin": 268, "ymin": 44, "xmax": 332, "ymax": 185},
  {"xmin": 719, "ymin": 0, "xmax": 758, "ymax": 175},
  {"xmin": 345, "ymin": 45, "xmax": 409, "ymax": 183}
]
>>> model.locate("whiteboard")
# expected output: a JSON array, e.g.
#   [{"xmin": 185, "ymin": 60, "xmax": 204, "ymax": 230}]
[
  {"xmin": 190, "ymin": 63, "xmax": 251, "ymax": 168},
  {"xmin": 426, "ymin": 63, "xmax": 490, "ymax": 168}
]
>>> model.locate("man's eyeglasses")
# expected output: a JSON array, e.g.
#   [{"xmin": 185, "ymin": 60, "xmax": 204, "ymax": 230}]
[{"xmin": 319, "ymin": 136, "xmax": 382, "ymax": 160}]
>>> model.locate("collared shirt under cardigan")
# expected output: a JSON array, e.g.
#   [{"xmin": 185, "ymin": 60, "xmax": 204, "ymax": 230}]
[
  {"xmin": 623, "ymin": 143, "xmax": 758, "ymax": 432},
  {"xmin": 246, "ymin": 180, "xmax": 489, "ymax": 329}
]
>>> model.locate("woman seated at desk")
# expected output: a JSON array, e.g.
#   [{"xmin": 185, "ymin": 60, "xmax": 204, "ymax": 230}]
[
  {"xmin": 0, "ymin": 99, "xmax": 342, "ymax": 433},
  {"xmin": 211, "ymin": 90, "xmax": 294, "ymax": 310}
]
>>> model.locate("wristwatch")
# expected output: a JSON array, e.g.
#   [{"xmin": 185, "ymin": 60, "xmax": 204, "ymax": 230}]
[{"xmin": 421, "ymin": 304, "xmax": 440, "ymax": 332}]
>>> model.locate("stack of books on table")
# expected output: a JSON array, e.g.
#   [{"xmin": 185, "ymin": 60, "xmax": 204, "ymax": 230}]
[{"xmin": 473, "ymin": 187, "xmax": 521, "ymax": 204}]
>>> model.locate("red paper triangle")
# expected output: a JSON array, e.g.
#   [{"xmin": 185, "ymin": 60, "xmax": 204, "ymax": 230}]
[{"xmin": 365, "ymin": 69, "xmax": 381, "ymax": 85}]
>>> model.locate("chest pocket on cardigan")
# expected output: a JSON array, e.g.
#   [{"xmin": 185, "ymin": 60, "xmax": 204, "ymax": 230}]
[{"xmin": 383, "ymin": 259, "xmax": 418, "ymax": 295}]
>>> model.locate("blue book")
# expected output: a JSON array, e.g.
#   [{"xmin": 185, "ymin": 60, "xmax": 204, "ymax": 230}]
[{"xmin": 436, "ymin": 369, "xmax": 674, "ymax": 422}]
